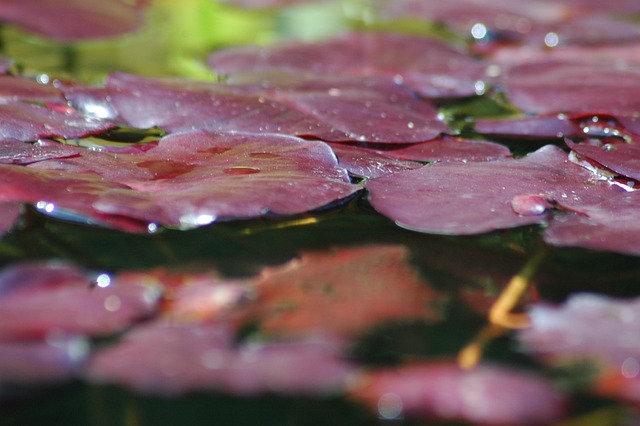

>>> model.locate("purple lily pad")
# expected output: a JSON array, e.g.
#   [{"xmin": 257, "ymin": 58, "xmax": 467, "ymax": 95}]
[
  {"xmin": 0, "ymin": 336, "xmax": 89, "ymax": 386},
  {"xmin": 567, "ymin": 139, "xmax": 640, "ymax": 182},
  {"xmin": 496, "ymin": 61, "xmax": 640, "ymax": 136},
  {"xmin": 349, "ymin": 361, "xmax": 567, "ymax": 424},
  {"xmin": 106, "ymin": 72, "xmax": 448, "ymax": 143},
  {"xmin": 328, "ymin": 137, "xmax": 510, "ymax": 178},
  {"xmin": 327, "ymin": 143, "xmax": 423, "ymax": 179},
  {"xmin": 0, "ymin": 140, "xmax": 80, "ymax": 165},
  {"xmin": 0, "ymin": 0, "xmax": 148, "ymax": 41},
  {"xmin": 0, "ymin": 262, "xmax": 161, "ymax": 339},
  {"xmin": 543, "ymin": 190, "xmax": 640, "ymax": 256},
  {"xmin": 365, "ymin": 145, "xmax": 620, "ymax": 235},
  {"xmin": 87, "ymin": 321, "xmax": 357, "ymax": 396},
  {"xmin": 0, "ymin": 102, "xmax": 115, "ymax": 143},
  {"xmin": 364, "ymin": 136, "xmax": 511, "ymax": 163},
  {"xmin": 475, "ymin": 115, "xmax": 582, "ymax": 140},
  {"xmin": 208, "ymin": 32, "xmax": 489, "ymax": 99}
]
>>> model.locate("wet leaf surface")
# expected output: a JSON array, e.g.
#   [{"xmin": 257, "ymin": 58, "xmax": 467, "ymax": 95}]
[
  {"xmin": 209, "ymin": 32, "xmax": 488, "ymax": 99},
  {"xmin": 366, "ymin": 145, "xmax": 620, "ymax": 235},
  {"xmin": 0, "ymin": 130, "xmax": 359, "ymax": 229},
  {"xmin": 105, "ymin": 72, "xmax": 448, "ymax": 143},
  {"xmin": 0, "ymin": 0, "xmax": 147, "ymax": 40}
]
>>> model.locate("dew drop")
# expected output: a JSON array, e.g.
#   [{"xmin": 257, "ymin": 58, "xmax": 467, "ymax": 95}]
[
  {"xmin": 104, "ymin": 295, "xmax": 121, "ymax": 312},
  {"xmin": 471, "ymin": 23, "xmax": 488, "ymax": 40},
  {"xmin": 407, "ymin": 122, "xmax": 415, "ymax": 129},
  {"xmin": 544, "ymin": 32, "xmax": 559, "ymax": 48},
  {"xmin": 378, "ymin": 393, "xmax": 403, "ymax": 420},
  {"xmin": 95, "ymin": 273, "xmax": 111, "ymax": 288}
]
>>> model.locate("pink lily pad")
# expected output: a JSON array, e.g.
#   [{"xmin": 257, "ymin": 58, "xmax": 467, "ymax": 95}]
[
  {"xmin": 0, "ymin": 0, "xmax": 148, "ymax": 41},
  {"xmin": 106, "ymin": 72, "xmax": 448, "ymax": 143},
  {"xmin": 87, "ymin": 321, "xmax": 357, "ymax": 396},
  {"xmin": 0, "ymin": 130, "xmax": 358, "ymax": 230},
  {"xmin": 365, "ymin": 145, "xmax": 619, "ymax": 235},
  {"xmin": 349, "ymin": 361, "xmax": 567, "ymax": 424},
  {"xmin": 234, "ymin": 245, "xmax": 441, "ymax": 338},
  {"xmin": 208, "ymin": 32, "xmax": 488, "ymax": 99},
  {"xmin": 0, "ymin": 262, "xmax": 161, "ymax": 340}
]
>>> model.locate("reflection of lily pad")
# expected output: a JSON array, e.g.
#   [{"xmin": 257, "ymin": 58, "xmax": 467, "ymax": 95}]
[
  {"xmin": 234, "ymin": 245, "xmax": 441, "ymax": 338},
  {"xmin": 349, "ymin": 361, "xmax": 567, "ymax": 424},
  {"xmin": 87, "ymin": 322, "xmax": 357, "ymax": 396}
]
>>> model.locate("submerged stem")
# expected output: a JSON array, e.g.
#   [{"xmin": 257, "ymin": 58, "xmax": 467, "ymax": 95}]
[
  {"xmin": 458, "ymin": 245, "xmax": 548, "ymax": 369},
  {"xmin": 489, "ymin": 245, "xmax": 548, "ymax": 329}
]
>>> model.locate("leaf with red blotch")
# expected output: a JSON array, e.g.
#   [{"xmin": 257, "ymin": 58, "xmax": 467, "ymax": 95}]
[
  {"xmin": 105, "ymin": 72, "xmax": 448, "ymax": 143},
  {"xmin": 0, "ymin": 262, "xmax": 161, "ymax": 340},
  {"xmin": 0, "ymin": 130, "xmax": 359, "ymax": 230},
  {"xmin": 233, "ymin": 245, "xmax": 441, "ymax": 339},
  {"xmin": 366, "ymin": 145, "xmax": 619, "ymax": 235},
  {"xmin": 86, "ymin": 321, "xmax": 357, "ymax": 396},
  {"xmin": 0, "ymin": 336, "xmax": 89, "ymax": 386},
  {"xmin": 0, "ymin": 0, "xmax": 148, "ymax": 41},
  {"xmin": 208, "ymin": 32, "xmax": 488, "ymax": 99},
  {"xmin": 348, "ymin": 361, "xmax": 567, "ymax": 425}
]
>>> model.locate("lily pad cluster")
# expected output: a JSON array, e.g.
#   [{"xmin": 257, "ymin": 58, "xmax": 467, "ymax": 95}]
[{"xmin": 2, "ymin": 0, "xmax": 640, "ymax": 425}]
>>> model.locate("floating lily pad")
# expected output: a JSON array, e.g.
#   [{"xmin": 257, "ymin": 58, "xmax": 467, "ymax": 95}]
[
  {"xmin": 348, "ymin": 361, "xmax": 567, "ymax": 424},
  {"xmin": 0, "ymin": 130, "xmax": 359, "ymax": 230},
  {"xmin": 208, "ymin": 32, "xmax": 488, "ymax": 99},
  {"xmin": 106, "ymin": 72, "xmax": 448, "ymax": 143},
  {"xmin": 366, "ymin": 145, "xmax": 619, "ymax": 235},
  {"xmin": 0, "ymin": 0, "xmax": 147, "ymax": 41}
]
